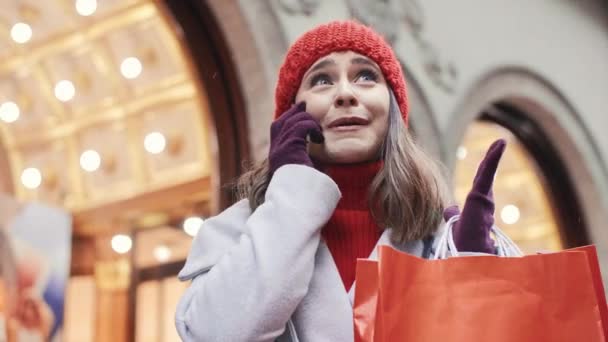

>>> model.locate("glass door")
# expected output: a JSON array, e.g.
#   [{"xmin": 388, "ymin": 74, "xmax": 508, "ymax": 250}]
[{"xmin": 131, "ymin": 225, "xmax": 192, "ymax": 342}]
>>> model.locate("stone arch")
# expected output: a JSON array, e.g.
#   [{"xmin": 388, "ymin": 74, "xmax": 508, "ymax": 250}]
[
  {"xmin": 164, "ymin": 0, "xmax": 287, "ymax": 209},
  {"xmin": 201, "ymin": 0, "xmax": 289, "ymax": 162},
  {"xmin": 445, "ymin": 66, "xmax": 608, "ymax": 273},
  {"xmin": 400, "ymin": 61, "xmax": 444, "ymax": 161}
]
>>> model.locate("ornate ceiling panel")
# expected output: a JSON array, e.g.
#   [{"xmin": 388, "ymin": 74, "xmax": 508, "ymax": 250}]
[{"xmin": 0, "ymin": 0, "xmax": 215, "ymax": 231}]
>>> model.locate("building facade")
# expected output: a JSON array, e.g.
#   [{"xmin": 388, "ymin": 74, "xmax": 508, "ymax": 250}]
[{"xmin": 1, "ymin": 0, "xmax": 607, "ymax": 341}]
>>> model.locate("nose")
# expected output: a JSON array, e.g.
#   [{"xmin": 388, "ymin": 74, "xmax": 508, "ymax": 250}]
[{"xmin": 334, "ymin": 80, "xmax": 358, "ymax": 108}]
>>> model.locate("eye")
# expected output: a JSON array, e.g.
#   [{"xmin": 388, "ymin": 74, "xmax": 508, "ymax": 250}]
[
  {"xmin": 355, "ymin": 69, "xmax": 379, "ymax": 83},
  {"xmin": 310, "ymin": 73, "xmax": 332, "ymax": 87}
]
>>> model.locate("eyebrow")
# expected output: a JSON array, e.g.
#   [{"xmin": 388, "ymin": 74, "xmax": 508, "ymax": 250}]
[
  {"xmin": 302, "ymin": 56, "xmax": 382, "ymax": 81},
  {"xmin": 303, "ymin": 58, "xmax": 336, "ymax": 80},
  {"xmin": 351, "ymin": 57, "xmax": 381, "ymax": 72}
]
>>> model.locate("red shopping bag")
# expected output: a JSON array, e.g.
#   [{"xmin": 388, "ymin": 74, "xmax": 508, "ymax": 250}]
[
  {"xmin": 568, "ymin": 245, "xmax": 608, "ymax": 338},
  {"xmin": 353, "ymin": 245, "xmax": 607, "ymax": 342},
  {"xmin": 354, "ymin": 259, "xmax": 379, "ymax": 342}
]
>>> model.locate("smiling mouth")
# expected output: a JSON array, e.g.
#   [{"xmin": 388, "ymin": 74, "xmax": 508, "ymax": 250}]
[{"xmin": 327, "ymin": 116, "xmax": 370, "ymax": 131}]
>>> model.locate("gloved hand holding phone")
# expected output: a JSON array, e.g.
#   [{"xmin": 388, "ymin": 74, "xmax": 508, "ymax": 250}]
[{"xmin": 268, "ymin": 101, "xmax": 325, "ymax": 175}]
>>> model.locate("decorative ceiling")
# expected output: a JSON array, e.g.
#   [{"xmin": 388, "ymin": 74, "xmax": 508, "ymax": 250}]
[{"xmin": 0, "ymin": 0, "xmax": 215, "ymax": 234}]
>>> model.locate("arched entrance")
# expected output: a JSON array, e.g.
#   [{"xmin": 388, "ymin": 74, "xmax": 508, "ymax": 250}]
[
  {"xmin": 163, "ymin": 0, "xmax": 251, "ymax": 209},
  {"xmin": 447, "ymin": 67, "xmax": 608, "ymax": 259},
  {"xmin": 0, "ymin": 0, "xmax": 252, "ymax": 340},
  {"xmin": 400, "ymin": 61, "xmax": 444, "ymax": 161}
]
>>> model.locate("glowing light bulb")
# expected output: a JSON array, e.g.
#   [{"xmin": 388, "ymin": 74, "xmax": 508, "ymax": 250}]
[
  {"xmin": 183, "ymin": 216, "xmax": 204, "ymax": 237},
  {"xmin": 21, "ymin": 168, "xmax": 42, "ymax": 189},
  {"xmin": 0, "ymin": 102, "xmax": 20, "ymax": 123},
  {"xmin": 75, "ymin": 0, "xmax": 97, "ymax": 16},
  {"xmin": 80, "ymin": 150, "xmax": 101, "ymax": 172},
  {"xmin": 54, "ymin": 80, "xmax": 76, "ymax": 102},
  {"xmin": 501, "ymin": 205, "xmax": 521, "ymax": 225},
  {"xmin": 111, "ymin": 234, "xmax": 132, "ymax": 254},
  {"xmin": 120, "ymin": 57, "xmax": 143, "ymax": 79},
  {"xmin": 153, "ymin": 245, "xmax": 171, "ymax": 263},
  {"xmin": 144, "ymin": 132, "xmax": 166, "ymax": 154},
  {"xmin": 456, "ymin": 146, "xmax": 467, "ymax": 160},
  {"xmin": 11, "ymin": 23, "xmax": 32, "ymax": 44}
]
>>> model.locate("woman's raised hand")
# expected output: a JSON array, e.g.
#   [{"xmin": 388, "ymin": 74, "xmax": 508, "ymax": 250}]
[
  {"xmin": 269, "ymin": 102, "xmax": 324, "ymax": 174},
  {"xmin": 443, "ymin": 139, "xmax": 507, "ymax": 253}
]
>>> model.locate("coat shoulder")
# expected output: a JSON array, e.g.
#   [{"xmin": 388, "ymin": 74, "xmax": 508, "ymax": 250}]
[{"xmin": 178, "ymin": 199, "xmax": 252, "ymax": 280}]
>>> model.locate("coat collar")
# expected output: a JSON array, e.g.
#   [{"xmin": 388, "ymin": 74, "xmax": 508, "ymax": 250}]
[{"xmin": 290, "ymin": 227, "xmax": 437, "ymax": 341}]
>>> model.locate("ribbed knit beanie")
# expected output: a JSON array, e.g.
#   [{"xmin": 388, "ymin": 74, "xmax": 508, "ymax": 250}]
[{"xmin": 274, "ymin": 20, "xmax": 409, "ymax": 125}]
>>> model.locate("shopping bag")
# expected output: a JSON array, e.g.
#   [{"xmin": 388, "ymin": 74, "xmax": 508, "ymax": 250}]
[
  {"xmin": 568, "ymin": 245, "xmax": 608, "ymax": 338},
  {"xmin": 353, "ymin": 216, "xmax": 525, "ymax": 341},
  {"xmin": 353, "ymin": 259, "xmax": 379, "ymax": 342},
  {"xmin": 371, "ymin": 246, "xmax": 605, "ymax": 342},
  {"xmin": 353, "ymin": 215, "xmax": 608, "ymax": 342}
]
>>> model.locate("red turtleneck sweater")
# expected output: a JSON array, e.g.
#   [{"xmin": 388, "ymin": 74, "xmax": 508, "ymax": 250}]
[{"xmin": 322, "ymin": 161, "xmax": 383, "ymax": 290}]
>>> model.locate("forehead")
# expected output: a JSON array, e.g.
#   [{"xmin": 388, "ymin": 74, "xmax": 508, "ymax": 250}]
[{"xmin": 308, "ymin": 51, "xmax": 379, "ymax": 69}]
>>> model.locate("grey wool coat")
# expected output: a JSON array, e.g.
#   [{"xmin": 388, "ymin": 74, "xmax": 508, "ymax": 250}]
[{"xmin": 175, "ymin": 164, "xmax": 442, "ymax": 342}]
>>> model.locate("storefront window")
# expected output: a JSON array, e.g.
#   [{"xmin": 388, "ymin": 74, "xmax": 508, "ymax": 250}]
[
  {"xmin": 134, "ymin": 226, "xmax": 191, "ymax": 269},
  {"xmin": 132, "ymin": 224, "xmax": 193, "ymax": 342},
  {"xmin": 64, "ymin": 276, "xmax": 96, "ymax": 342},
  {"xmin": 454, "ymin": 121, "xmax": 563, "ymax": 253},
  {"xmin": 136, "ymin": 277, "xmax": 187, "ymax": 342}
]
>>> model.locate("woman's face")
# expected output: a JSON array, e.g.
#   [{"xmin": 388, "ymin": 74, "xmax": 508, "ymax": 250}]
[{"xmin": 294, "ymin": 51, "xmax": 390, "ymax": 164}]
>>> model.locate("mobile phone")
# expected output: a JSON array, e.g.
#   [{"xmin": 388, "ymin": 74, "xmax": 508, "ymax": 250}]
[{"xmin": 308, "ymin": 130, "xmax": 324, "ymax": 144}]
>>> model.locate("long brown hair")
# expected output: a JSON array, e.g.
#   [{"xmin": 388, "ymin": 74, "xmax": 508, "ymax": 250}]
[{"xmin": 235, "ymin": 91, "xmax": 449, "ymax": 244}]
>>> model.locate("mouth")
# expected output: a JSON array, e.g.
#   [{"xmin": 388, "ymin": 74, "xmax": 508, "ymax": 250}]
[{"xmin": 327, "ymin": 116, "xmax": 370, "ymax": 131}]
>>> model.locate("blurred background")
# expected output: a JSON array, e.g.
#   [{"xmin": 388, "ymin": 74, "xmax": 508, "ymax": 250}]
[{"xmin": 0, "ymin": 0, "xmax": 607, "ymax": 341}]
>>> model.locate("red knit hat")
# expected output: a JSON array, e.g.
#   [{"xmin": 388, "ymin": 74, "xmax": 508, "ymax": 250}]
[{"xmin": 274, "ymin": 20, "xmax": 409, "ymax": 126}]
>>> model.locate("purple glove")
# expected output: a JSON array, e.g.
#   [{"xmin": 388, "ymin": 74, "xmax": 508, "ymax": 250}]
[
  {"xmin": 444, "ymin": 139, "xmax": 507, "ymax": 254},
  {"xmin": 269, "ymin": 102, "xmax": 324, "ymax": 175}
]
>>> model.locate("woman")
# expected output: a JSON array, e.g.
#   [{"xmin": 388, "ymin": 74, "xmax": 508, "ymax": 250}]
[{"xmin": 175, "ymin": 20, "xmax": 503, "ymax": 341}]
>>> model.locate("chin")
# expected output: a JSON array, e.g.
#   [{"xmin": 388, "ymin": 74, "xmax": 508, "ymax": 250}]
[
  {"xmin": 309, "ymin": 136, "xmax": 382, "ymax": 164},
  {"xmin": 323, "ymin": 143, "xmax": 378, "ymax": 164}
]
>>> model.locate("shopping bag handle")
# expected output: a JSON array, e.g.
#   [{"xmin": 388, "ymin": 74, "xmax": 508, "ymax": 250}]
[{"xmin": 433, "ymin": 215, "xmax": 524, "ymax": 259}]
